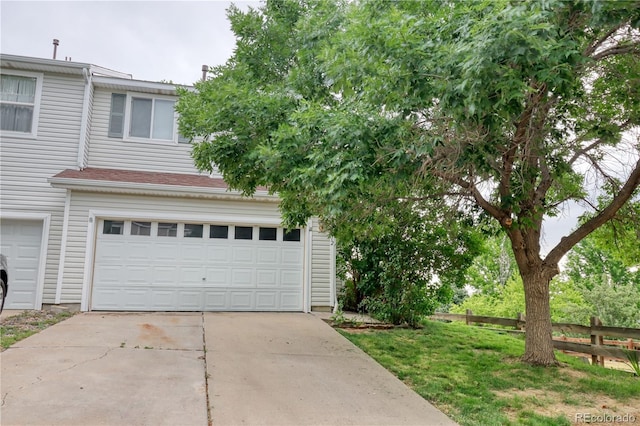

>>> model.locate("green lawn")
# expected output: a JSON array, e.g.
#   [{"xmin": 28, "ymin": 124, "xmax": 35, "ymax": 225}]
[{"xmin": 340, "ymin": 320, "xmax": 640, "ymax": 426}]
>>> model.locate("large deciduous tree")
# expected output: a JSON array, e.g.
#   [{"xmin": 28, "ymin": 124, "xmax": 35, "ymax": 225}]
[{"xmin": 178, "ymin": 0, "xmax": 640, "ymax": 365}]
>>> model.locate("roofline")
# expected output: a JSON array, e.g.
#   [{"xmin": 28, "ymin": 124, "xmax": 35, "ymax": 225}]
[
  {"xmin": 92, "ymin": 75, "xmax": 193, "ymax": 94},
  {"xmin": 0, "ymin": 53, "xmax": 131, "ymax": 79},
  {"xmin": 48, "ymin": 176, "xmax": 279, "ymax": 202}
]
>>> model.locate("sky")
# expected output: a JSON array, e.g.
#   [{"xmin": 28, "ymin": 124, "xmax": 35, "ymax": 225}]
[{"xmin": 1, "ymin": 0, "xmax": 259, "ymax": 85}]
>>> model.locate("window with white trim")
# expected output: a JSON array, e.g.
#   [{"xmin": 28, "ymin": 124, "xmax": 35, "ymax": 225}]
[
  {"xmin": 0, "ymin": 71, "xmax": 43, "ymax": 137},
  {"xmin": 108, "ymin": 92, "xmax": 189, "ymax": 143}
]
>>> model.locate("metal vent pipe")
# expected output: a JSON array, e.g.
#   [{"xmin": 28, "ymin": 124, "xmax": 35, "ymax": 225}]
[{"xmin": 53, "ymin": 39, "xmax": 59, "ymax": 59}]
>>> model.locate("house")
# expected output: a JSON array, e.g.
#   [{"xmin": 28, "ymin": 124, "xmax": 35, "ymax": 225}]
[{"xmin": 0, "ymin": 53, "xmax": 336, "ymax": 313}]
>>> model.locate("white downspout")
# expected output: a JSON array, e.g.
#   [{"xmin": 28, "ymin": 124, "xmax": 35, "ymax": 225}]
[
  {"xmin": 54, "ymin": 190, "xmax": 71, "ymax": 304},
  {"xmin": 76, "ymin": 67, "xmax": 92, "ymax": 169},
  {"xmin": 330, "ymin": 237, "xmax": 337, "ymax": 313},
  {"xmin": 305, "ymin": 218, "xmax": 313, "ymax": 313}
]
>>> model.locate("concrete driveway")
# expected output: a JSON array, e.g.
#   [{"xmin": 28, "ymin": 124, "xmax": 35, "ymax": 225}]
[{"xmin": 1, "ymin": 312, "xmax": 457, "ymax": 426}]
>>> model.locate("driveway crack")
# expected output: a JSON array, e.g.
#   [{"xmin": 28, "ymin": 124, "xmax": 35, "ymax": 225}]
[
  {"xmin": 59, "ymin": 347, "xmax": 114, "ymax": 373},
  {"xmin": 201, "ymin": 312, "xmax": 212, "ymax": 426}
]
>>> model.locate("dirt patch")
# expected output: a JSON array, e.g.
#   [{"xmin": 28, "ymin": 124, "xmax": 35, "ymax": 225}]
[
  {"xmin": 495, "ymin": 388, "xmax": 640, "ymax": 425},
  {"xmin": 1, "ymin": 310, "xmax": 76, "ymax": 350}
]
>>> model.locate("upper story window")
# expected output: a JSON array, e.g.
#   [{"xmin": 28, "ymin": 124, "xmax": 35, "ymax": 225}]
[
  {"xmin": 0, "ymin": 71, "xmax": 43, "ymax": 138},
  {"xmin": 108, "ymin": 92, "xmax": 189, "ymax": 144}
]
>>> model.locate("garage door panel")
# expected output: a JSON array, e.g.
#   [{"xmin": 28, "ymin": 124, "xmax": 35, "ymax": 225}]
[
  {"xmin": 179, "ymin": 266, "xmax": 204, "ymax": 285},
  {"xmin": 207, "ymin": 246, "xmax": 230, "ymax": 263},
  {"xmin": 152, "ymin": 290, "xmax": 178, "ymax": 309},
  {"xmin": 281, "ymin": 248, "xmax": 303, "ymax": 264},
  {"xmin": 126, "ymin": 265, "xmax": 154, "ymax": 284},
  {"xmin": 122, "ymin": 288, "xmax": 152, "ymax": 309},
  {"xmin": 229, "ymin": 291, "xmax": 254, "ymax": 309},
  {"xmin": 205, "ymin": 268, "xmax": 230, "ymax": 285},
  {"xmin": 231, "ymin": 269, "xmax": 254, "ymax": 287},
  {"xmin": 180, "ymin": 243, "xmax": 207, "ymax": 262},
  {"xmin": 96, "ymin": 240, "xmax": 126, "ymax": 262},
  {"xmin": 177, "ymin": 291, "xmax": 203, "ymax": 310},
  {"xmin": 153, "ymin": 266, "xmax": 180, "ymax": 285},
  {"xmin": 256, "ymin": 270, "xmax": 278, "ymax": 287},
  {"xmin": 94, "ymin": 265, "xmax": 122, "ymax": 285},
  {"xmin": 281, "ymin": 292, "xmax": 303, "ymax": 310},
  {"xmin": 92, "ymin": 289, "xmax": 121, "ymax": 309},
  {"xmin": 232, "ymin": 246, "xmax": 255, "ymax": 263},
  {"xmin": 256, "ymin": 292, "xmax": 277, "ymax": 309},
  {"xmin": 153, "ymin": 243, "xmax": 180, "ymax": 261},
  {"xmin": 92, "ymin": 219, "xmax": 303, "ymax": 311},
  {"xmin": 256, "ymin": 248, "xmax": 278, "ymax": 264},
  {"xmin": 203, "ymin": 291, "xmax": 227, "ymax": 309},
  {"xmin": 127, "ymin": 242, "xmax": 154, "ymax": 261},
  {"xmin": 281, "ymin": 270, "xmax": 303, "ymax": 287}
]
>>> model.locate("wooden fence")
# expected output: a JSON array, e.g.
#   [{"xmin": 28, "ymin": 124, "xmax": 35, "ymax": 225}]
[{"xmin": 430, "ymin": 310, "xmax": 640, "ymax": 366}]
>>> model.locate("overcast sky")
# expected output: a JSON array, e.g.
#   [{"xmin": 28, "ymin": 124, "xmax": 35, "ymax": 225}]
[{"xmin": 1, "ymin": 1, "xmax": 259, "ymax": 85}]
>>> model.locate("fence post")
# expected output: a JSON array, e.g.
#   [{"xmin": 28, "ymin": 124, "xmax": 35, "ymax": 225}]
[
  {"xmin": 516, "ymin": 312, "xmax": 525, "ymax": 331},
  {"xmin": 466, "ymin": 309, "xmax": 472, "ymax": 326},
  {"xmin": 590, "ymin": 316, "xmax": 605, "ymax": 367}
]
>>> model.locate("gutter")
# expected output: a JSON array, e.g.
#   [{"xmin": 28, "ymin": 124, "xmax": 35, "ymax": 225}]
[{"xmin": 48, "ymin": 176, "xmax": 279, "ymax": 202}]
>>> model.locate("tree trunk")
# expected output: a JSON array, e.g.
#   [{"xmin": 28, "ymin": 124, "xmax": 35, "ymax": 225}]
[{"xmin": 521, "ymin": 268, "xmax": 559, "ymax": 366}]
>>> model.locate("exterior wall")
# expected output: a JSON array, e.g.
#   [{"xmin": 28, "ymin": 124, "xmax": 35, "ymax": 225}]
[
  {"xmin": 86, "ymin": 88, "xmax": 200, "ymax": 174},
  {"xmin": 310, "ymin": 219, "xmax": 333, "ymax": 308},
  {"xmin": 61, "ymin": 192, "xmax": 289, "ymax": 304},
  {"xmin": 0, "ymin": 71, "xmax": 85, "ymax": 304}
]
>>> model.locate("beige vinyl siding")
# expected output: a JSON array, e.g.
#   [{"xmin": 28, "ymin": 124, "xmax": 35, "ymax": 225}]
[
  {"xmin": 311, "ymin": 220, "xmax": 332, "ymax": 307},
  {"xmin": 60, "ymin": 192, "xmax": 287, "ymax": 303},
  {"xmin": 0, "ymin": 72, "xmax": 85, "ymax": 303},
  {"xmin": 87, "ymin": 88, "xmax": 200, "ymax": 174}
]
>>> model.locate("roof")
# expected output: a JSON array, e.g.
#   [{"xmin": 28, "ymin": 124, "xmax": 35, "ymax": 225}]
[
  {"xmin": 49, "ymin": 168, "xmax": 276, "ymax": 201},
  {"xmin": 0, "ymin": 53, "xmax": 131, "ymax": 79},
  {"xmin": 1, "ymin": 54, "xmax": 192, "ymax": 94}
]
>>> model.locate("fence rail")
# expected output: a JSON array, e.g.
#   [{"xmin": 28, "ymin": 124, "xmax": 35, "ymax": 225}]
[{"xmin": 430, "ymin": 311, "xmax": 640, "ymax": 365}]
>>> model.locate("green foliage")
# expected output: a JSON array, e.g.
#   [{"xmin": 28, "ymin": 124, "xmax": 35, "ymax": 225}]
[
  {"xmin": 563, "ymin": 207, "xmax": 640, "ymax": 328},
  {"xmin": 623, "ymin": 349, "xmax": 640, "ymax": 377},
  {"xmin": 464, "ymin": 235, "xmax": 517, "ymax": 296},
  {"xmin": 337, "ymin": 198, "xmax": 482, "ymax": 326},
  {"xmin": 452, "ymin": 275, "xmax": 593, "ymax": 325}
]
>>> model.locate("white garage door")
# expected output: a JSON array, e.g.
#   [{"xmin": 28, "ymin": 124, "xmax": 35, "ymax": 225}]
[
  {"xmin": 92, "ymin": 220, "xmax": 304, "ymax": 311},
  {"xmin": 0, "ymin": 219, "xmax": 43, "ymax": 309}
]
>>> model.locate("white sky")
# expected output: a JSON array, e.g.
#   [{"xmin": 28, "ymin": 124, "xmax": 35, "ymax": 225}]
[{"xmin": 1, "ymin": 0, "xmax": 260, "ymax": 85}]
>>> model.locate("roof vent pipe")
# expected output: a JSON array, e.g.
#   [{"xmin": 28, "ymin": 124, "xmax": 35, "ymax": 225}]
[
  {"xmin": 53, "ymin": 39, "xmax": 59, "ymax": 59},
  {"xmin": 201, "ymin": 65, "xmax": 209, "ymax": 82}
]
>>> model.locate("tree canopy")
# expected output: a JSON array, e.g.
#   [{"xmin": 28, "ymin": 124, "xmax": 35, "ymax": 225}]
[{"xmin": 177, "ymin": 0, "xmax": 640, "ymax": 365}]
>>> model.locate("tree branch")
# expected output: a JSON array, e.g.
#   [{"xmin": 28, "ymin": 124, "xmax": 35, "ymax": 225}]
[
  {"xmin": 545, "ymin": 157, "xmax": 640, "ymax": 266},
  {"xmin": 431, "ymin": 170, "xmax": 504, "ymax": 220},
  {"xmin": 591, "ymin": 43, "xmax": 640, "ymax": 61},
  {"xmin": 583, "ymin": 23, "xmax": 626, "ymax": 57}
]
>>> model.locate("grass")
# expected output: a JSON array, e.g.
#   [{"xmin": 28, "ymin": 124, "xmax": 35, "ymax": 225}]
[
  {"xmin": 1, "ymin": 310, "xmax": 76, "ymax": 349},
  {"xmin": 340, "ymin": 320, "xmax": 640, "ymax": 426}
]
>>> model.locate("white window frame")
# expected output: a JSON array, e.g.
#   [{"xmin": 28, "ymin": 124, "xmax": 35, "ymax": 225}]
[
  {"xmin": 0, "ymin": 69, "xmax": 44, "ymax": 139},
  {"xmin": 122, "ymin": 92, "xmax": 181, "ymax": 144}
]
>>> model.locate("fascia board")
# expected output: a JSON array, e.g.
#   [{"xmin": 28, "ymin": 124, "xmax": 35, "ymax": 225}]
[{"xmin": 48, "ymin": 177, "xmax": 278, "ymax": 202}]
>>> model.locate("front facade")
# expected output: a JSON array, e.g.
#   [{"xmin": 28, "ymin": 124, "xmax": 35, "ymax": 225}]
[{"xmin": 0, "ymin": 54, "xmax": 336, "ymax": 312}]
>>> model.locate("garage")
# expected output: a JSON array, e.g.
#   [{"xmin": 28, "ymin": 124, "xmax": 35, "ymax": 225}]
[
  {"xmin": 91, "ymin": 219, "xmax": 304, "ymax": 311},
  {"xmin": 0, "ymin": 219, "xmax": 43, "ymax": 309}
]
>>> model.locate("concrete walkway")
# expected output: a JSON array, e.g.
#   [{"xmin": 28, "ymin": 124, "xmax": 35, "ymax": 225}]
[{"xmin": 1, "ymin": 312, "xmax": 457, "ymax": 426}]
